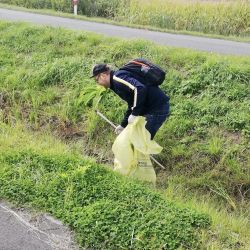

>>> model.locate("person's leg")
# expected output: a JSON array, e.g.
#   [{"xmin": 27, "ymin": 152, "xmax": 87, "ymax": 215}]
[
  {"xmin": 144, "ymin": 104, "xmax": 170, "ymax": 139},
  {"xmin": 145, "ymin": 114, "xmax": 168, "ymax": 139}
]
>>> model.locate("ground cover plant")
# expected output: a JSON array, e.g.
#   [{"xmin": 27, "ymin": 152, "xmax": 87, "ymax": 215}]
[
  {"xmin": 0, "ymin": 122, "xmax": 210, "ymax": 249},
  {"xmin": 0, "ymin": 21, "xmax": 249, "ymax": 248},
  {"xmin": 1, "ymin": 0, "xmax": 249, "ymax": 37}
]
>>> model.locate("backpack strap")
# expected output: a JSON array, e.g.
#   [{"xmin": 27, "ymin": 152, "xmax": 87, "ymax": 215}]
[{"xmin": 129, "ymin": 60, "xmax": 150, "ymax": 69}]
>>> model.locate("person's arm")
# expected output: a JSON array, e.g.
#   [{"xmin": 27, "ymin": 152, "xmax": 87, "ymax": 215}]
[
  {"xmin": 120, "ymin": 106, "xmax": 132, "ymax": 128},
  {"xmin": 113, "ymin": 74, "xmax": 147, "ymax": 117}
]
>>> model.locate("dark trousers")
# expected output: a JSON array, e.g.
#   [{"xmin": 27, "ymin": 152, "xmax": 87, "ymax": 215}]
[{"xmin": 144, "ymin": 103, "xmax": 170, "ymax": 139}]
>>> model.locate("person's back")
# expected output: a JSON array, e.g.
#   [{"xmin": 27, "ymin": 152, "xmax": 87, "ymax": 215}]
[
  {"xmin": 91, "ymin": 63, "xmax": 170, "ymax": 139},
  {"xmin": 143, "ymin": 85, "xmax": 169, "ymax": 114},
  {"xmin": 114, "ymin": 69, "xmax": 169, "ymax": 115}
]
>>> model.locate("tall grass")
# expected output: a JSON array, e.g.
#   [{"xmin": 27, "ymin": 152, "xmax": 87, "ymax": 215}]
[
  {"xmin": 165, "ymin": 181, "xmax": 250, "ymax": 249},
  {"xmin": 121, "ymin": 0, "xmax": 250, "ymax": 36},
  {"xmin": 0, "ymin": 21, "xmax": 249, "ymax": 206},
  {"xmin": 1, "ymin": 0, "xmax": 249, "ymax": 36}
]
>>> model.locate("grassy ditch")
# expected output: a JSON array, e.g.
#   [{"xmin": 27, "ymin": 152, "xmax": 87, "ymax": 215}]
[
  {"xmin": 0, "ymin": 0, "xmax": 249, "ymax": 38},
  {"xmin": 0, "ymin": 122, "xmax": 211, "ymax": 249},
  {"xmin": 0, "ymin": 21, "xmax": 249, "ymax": 211}
]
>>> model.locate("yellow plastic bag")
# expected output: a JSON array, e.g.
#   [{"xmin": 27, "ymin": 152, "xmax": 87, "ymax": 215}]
[{"xmin": 112, "ymin": 117, "xmax": 162, "ymax": 185}]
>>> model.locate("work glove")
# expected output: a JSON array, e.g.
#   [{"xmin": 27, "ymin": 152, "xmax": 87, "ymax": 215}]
[
  {"xmin": 115, "ymin": 125, "xmax": 124, "ymax": 135},
  {"xmin": 128, "ymin": 114, "xmax": 137, "ymax": 124}
]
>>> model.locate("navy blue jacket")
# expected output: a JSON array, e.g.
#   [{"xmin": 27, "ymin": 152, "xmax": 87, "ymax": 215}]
[{"xmin": 110, "ymin": 70, "xmax": 170, "ymax": 127}]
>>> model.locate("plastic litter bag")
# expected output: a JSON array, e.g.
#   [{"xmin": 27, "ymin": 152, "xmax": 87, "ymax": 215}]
[{"xmin": 112, "ymin": 117, "xmax": 162, "ymax": 185}]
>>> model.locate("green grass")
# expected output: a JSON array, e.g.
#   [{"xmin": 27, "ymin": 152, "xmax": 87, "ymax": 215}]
[
  {"xmin": 0, "ymin": 121, "xmax": 249, "ymax": 249},
  {"xmin": 0, "ymin": 2, "xmax": 250, "ymax": 43},
  {"xmin": 0, "ymin": 122, "xmax": 211, "ymax": 249},
  {"xmin": 0, "ymin": 20, "xmax": 249, "ymax": 204},
  {"xmin": 165, "ymin": 182, "xmax": 250, "ymax": 249}
]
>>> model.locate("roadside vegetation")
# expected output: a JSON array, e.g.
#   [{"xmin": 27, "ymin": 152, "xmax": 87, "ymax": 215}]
[
  {"xmin": 0, "ymin": 21, "xmax": 249, "ymax": 248},
  {"xmin": 0, "ymin": 123, "xmax": 211, "ymax": 249},
  {"xmin": 0, "ymin": 121, "xmax": 249, "ymax": 249},
  {"xmin": 0, "ymin": 0, "xmax": 249, "ymax": 38}
]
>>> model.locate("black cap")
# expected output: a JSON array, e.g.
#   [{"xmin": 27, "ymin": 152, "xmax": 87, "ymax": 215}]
[{"xmin": 90, "ymin": 64, "xmax": 109, "ymax": 78}]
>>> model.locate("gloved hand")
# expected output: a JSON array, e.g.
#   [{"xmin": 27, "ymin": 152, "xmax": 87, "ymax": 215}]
[
  {"xmin": 115, "ymin": 125, "xmax": 124, "ymax": 135},
  {"xmin": 128, "ymin": 114, "xmax": 137, "ymax": 124}
]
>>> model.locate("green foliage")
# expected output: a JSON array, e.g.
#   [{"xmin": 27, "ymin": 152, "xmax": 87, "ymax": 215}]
[
  {"xmin": 78, "ymin": 0, "xmax": 120, "ymax": 18},
  {"xmin": 0, "ymin": 20, "xmax": 249, "ymax": 210},
  {"xmin": 0, "ymin": 148, "xmax": 210, "ymax": 249},
  {"xmin": 207, "ymin": 136, "xmax": 223, "ymax": 156},
  {"xmin": 77, "ymin": 86, "xmax": 106, "ymax": 107},
  {"xmin": 30, "ymin": 59, "xmax": 80, "ymax": 86},
  {"xmin": 0, "ymin": 0, "xmax": 69, "ymax": 11},
  {"xmin": 0, "ymin": 121, "xmax": 248, "ymax": 249}
]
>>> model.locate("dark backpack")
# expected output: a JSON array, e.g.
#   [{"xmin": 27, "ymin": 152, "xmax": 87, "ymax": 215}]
[{"xmin": 119, "ymin": 58, "xmax": 166, "ymax": 86}]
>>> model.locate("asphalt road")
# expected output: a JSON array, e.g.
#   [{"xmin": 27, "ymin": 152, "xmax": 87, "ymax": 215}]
[
  {"xmin": 0, "ymin": 201, "xmax": 78, "ymax": 250},
  {"xmin": 0, "ymin": 8, "xmax": 250, "ymax": 56}
]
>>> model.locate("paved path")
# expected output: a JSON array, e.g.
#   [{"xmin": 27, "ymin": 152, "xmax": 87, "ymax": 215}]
[
  {"xmin": 0, "ymin": 201, "xmax": 78, "ymax": 250},
  {"xmin": 0, "ymin": 8, "xmax": 250, "ymax": 56}
]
